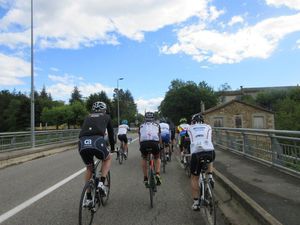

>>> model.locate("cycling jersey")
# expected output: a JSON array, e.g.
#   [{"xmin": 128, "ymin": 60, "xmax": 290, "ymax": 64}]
[
  {"xmin": 79, "ymin": 112, "xmax": 115, "ymax": 150},
  {"xmin": 187, "ymin": 123, "xmax": 214, "ymax": 154},
  {"xmin": 117, "ymin": 124, "xmax": 130, "ymax": 135},
  {"xmin": 139, "ymin": 122, "xmax": 160, "ymax": 142},
  {"xmin": 159, "ymin": 122, "xmax": 171, "ymax": 143},
  {"xmin": 177, "ymin": 123, "xmax": 190, "ymax": 137}
]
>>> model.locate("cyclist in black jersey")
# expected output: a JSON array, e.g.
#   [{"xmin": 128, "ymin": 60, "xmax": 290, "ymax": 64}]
[{"xmin": 78, "ymin": 101, "xmax": 115, "ymax": 204}]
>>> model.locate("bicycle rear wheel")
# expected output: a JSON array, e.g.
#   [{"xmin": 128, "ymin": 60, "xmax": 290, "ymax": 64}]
[
  {"xmin": 79, "ymin": 181, "xmax": 98, "ymax": 225},
  {"xmin": 148, "ymin": 169, "xmax": 155, "ymax": 208},
  {"xmin": 100, "ymin": 171, "xmax": 111, "ymax": 206},
  {"xmin": 203, "ymin": 182, "xmax": 217, "ymax": 225},
  {"xmin": 160, "ymin": 146, "xmax": 167, "ymax": 173},
  {"xmin": 119, "ymin": 147, "xmax": 124, "ymax": 164}
]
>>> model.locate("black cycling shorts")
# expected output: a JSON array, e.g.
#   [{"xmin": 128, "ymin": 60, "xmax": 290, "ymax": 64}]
[
  {"xmin": 118, "ymin": 134, "xmax": 128, "ymax": 144},
  {"xmin": 78, "ymin": 135, "xmax": 110, "ymax": 165},
  {"xmin": 140, "ymin": 141, "xmax": 160, "ymax": 159},
  {"xmin": 190, "ymin": 151, "xmax": 216, "ymax": 176}
]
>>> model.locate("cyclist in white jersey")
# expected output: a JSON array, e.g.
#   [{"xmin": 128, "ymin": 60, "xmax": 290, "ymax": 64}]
[
  {"xmin": 187, "ymin": 113, "xmax": 215, "ymax": 211},
  {"xmin": 139, "ymin": 112, "xmax": 162, "ymax": 187},
  {"xmin": 159, "ymin": 119, "xmax": 171, "ymax": 161},
  {"xmin": 117, "ymin": 119, "xmax": 130, "ymax": 159}
]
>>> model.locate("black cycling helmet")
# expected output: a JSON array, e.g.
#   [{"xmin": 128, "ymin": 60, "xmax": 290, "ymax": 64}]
[
  {"xmin": 145, "ymin": 111, "xmax": 154, "ymax": 122},
  {"xmin": 92, "ymin": 101, "xmax": 107, "ymax": 113},
  {"xmin": 191, "ymin": 113, "xmax": 204, "ymax": 123}
]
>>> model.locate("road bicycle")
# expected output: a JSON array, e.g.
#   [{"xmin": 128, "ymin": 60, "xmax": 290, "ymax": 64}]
[
  {"xmin": 117, "ymin": 140, "xmax": 127, "ymax": 165},
  {"xmin": 160, "ymin": 144, "xmax": 167, "ymax": 173},
  {"xmin": 145, "ymin": 148, "xmax": 157, "ymax": 208},
  {"xmin": 78, "ymin": 159, "xmax": 111, "ymax": 225},
  {"xmin": 196, "ymin": 155, "xmax": 217, "ymax": 225},
  {"xmin": 183, "ymin": 144, "xmax": 191, "ymax": 177}
]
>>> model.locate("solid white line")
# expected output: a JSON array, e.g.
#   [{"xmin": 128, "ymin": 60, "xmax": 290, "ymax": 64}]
[
  {"xmin": 0, "ymin": 136, "xmax": 138, "ymax": 224},
  {"xmin": 0, "ymin": 168, "xmax": 85, "ymax": 224}
]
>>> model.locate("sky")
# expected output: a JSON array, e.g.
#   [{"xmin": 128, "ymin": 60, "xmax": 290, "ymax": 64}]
[{"xmin": 0, "ymin": 0, "xmax": 299, "ymax": 113}]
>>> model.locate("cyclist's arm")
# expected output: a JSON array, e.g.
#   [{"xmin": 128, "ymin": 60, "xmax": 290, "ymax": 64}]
[{"xmin": 107, "ymin": 117, "xmax": 115, "ymax": 151}]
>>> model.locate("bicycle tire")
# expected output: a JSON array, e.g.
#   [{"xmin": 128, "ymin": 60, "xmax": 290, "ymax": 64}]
[
  {"xmin": 149, "ymin": 169, "xmax": 155, "ymax": 208},
  {"xmin": 100, "ymin": 171, "xmax": 111, "ymax": 206},
  {"xmin": 161, "ymin": 148, "xmax": 166, "ymax": 173},
  {"xmin": 203, "ymin": 182, "xmax": 217, "ymax": 225},
  {"xmin": 119, "ymin": 144, "xmax": 124, "ymax": 164},
  {"xmin": 79, "ymin": 181, "xmax": 97, "ymax": 225}
]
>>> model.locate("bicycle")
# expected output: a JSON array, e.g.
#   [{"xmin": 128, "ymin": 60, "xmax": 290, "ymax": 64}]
[
  {"xmin": 117, "ymin": 140, "xmax": 127, "ymax": 165},
  {"xmin": 183, "ymin": 152, "xmax": 191, "ymax": 177},
  {"xmin": 195, "ymin": 154, "xmax": 217, "ymax": 225},
  {"xmin": 160, "ymin": 144, "xmax": 167, "ymax": 173},
  {"xmin": 78, "ymin": 159, "xmax": 111, "ymax": 225},
  {"xmin": 145, "ymin": 148, "xmax": 157, "ymax": 208}
]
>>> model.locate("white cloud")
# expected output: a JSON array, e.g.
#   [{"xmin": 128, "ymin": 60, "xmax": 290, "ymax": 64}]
[
  {"xmin": 228, "ymin": 16, "xmax": 244, "ymax": 26},
  {"xmin": 0, "ymin": 0, "xmax": 210, "ymax": 49},
  {"xmin": 0, "ymin": 53, "xmax": 30, "ymax": 85},
  {"xmin": 208, "ymin": 6, "xmax": 225, "ymax": 22},
  {"xmin": 47, "ymin": 74, "xmax": 114, "ymax": 101},
  {"xmin": 297, "ymin": 39, "xmax": 300, "ymax": 48},
  {"xmin": 266, "ymin": 0, "xmax": 300, "ymax": 10},
  {"xmin": 135, "ymin": 97, "xmax": 163, "ymax": 114},
  {"xmin": 161, "ymin": 13, "xmax": 300, "ymax": 64}
]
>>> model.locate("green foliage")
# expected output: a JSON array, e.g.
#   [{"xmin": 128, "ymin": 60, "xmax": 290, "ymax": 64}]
[
  {"xmin": 254, "ymin": 87, "xmax": 300, "ymax": 130},
  {"xmin": 69, "ymin": 86, "xmax": 83, "ymax": 104},
  {"xmin": 159, "ymin": 80, "xmax": 218, "ymax": 124},
  {"xmin": 86, "ymin": 91, "xmax": 112, "ymax": 113},
  {"xmin": 112, "ymin": 89, "xmax": 138, "ymax": 126}
]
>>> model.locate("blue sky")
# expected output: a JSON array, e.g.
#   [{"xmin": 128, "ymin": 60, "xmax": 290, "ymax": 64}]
[{"xmin": 0, "ymin": 0, "xmax": 299, "ymax": 113}]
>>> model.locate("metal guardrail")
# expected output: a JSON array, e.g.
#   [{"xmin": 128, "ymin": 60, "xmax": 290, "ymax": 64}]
[
  {"xmin": 213, "ymin": 127, "xmax": 300, "ymax": 176},
  {"xmin": 0, "ymin": 129, "xmax": 80, "ymax": 152}
]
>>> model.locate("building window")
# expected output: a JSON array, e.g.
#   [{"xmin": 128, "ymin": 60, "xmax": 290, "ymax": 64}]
[
  {"xmin": 253, "ymin": 116, "xmax": 264, "ymax": 129},
  {"xmin": 234, "ymin": 115, "xmax": 242, "ymax": 128},
  {"xmin": 213, "ymin": 117, "xmax": 224, "ymax": 127}
]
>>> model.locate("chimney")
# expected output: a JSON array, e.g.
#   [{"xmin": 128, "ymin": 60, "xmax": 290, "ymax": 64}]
[{"xmin": 200, "ymin": 101, "xmax": 205, "ymax": 113}]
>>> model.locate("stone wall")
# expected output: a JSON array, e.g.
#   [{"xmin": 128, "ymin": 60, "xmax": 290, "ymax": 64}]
[{"xmin": 204, "ymin": 101, "xmax": 274, "ymax": 129}]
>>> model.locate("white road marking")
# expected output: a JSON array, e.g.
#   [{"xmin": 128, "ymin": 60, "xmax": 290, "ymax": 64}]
[
  {"xmin": 0, "ymin": 168, "xmax": 85, "ymax": 224},
  {"xmin": 0, "ymin": 136, "xmax": 138, "ymax": 224}
]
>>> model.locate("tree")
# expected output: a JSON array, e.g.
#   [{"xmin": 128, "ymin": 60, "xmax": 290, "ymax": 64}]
[
  {"xmin": 159, "ymin": 80, "xmax": 218, "ymax": 124},
  {"xmin": 69, "ymin": 86, "xmax": 83, "ymax": 104},
  {"xmin": 112, "ymin": 89, "xmax": 137, "ymax": 126},
  {"xmin": 86, "ymin": 91, "xmax": 112, "ymax": 113}
]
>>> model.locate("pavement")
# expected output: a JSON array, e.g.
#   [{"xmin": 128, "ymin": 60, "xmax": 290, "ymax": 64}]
[
  {"xmin": 1, "ymin": 143, "xmax": 299, "ymax": 225},
  {"xmin": 0, "ymin": 141, "xmax": 77, "ymax": 169},
  {"xmin": 213, "ymin": 148, "xmax": 300, "ymax": 225}
]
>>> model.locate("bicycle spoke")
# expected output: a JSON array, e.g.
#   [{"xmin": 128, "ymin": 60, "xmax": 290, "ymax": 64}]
[
  {"xmin": 203, "ymin": 184, "xmax": 217, "ymax": 225},
  {"xmin": 79, "ymin": 182, "xmax": 95, "ymax": 225},
  {"xmin": 100, "ymin": 171, "xmax": 110, "ymax": 206}
]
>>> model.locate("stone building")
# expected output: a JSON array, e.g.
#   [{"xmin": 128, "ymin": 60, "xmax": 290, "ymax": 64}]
[{"xmin": 203, "ymin": 100, "xmax": 275, "ymax": 129}]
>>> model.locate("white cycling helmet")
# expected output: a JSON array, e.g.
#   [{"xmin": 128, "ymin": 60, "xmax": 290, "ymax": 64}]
[{"xmin": 92, "ymin": 101, "xmax": 107, "ymax": 113}]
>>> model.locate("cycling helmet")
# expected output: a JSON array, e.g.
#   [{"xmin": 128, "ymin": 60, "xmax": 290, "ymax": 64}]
[
  {"xmin": 191, "ymin": 113, "xmax": 204, "ymax": 123},
  {"xmin": 121, "ymin": 119, "xmax": 128, "ymax": 125},
  {"xmin": 145, "ymin": 111, "xmax": 154, "ymax": 122},
  {"xmin": 92, "ymin": 101, "xmax": 106, "ymax": 113},
  {"xmin": 179, "ymin": 118, "xmax": 187, "ymax": 124}
]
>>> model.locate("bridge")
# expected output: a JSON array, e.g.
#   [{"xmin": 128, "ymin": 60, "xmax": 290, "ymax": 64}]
[{"xmin": 0, "ymin": 128, "xmax": 299, "ymax": 225}]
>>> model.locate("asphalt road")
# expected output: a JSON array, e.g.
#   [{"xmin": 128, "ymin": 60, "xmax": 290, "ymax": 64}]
[{"xmin": 0, "ymin": 137, "xmax": 220, "ymax": 225}]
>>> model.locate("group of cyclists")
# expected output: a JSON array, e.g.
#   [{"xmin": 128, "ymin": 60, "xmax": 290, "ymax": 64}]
[{"xmin": 78, "ymin": 101, "xmax": 216, "ymax": 211}]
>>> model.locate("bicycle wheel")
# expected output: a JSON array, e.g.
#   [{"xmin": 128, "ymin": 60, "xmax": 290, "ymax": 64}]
[
  {"xmin": 79, "ymin": 181, "xmax": 98, "ymax": 225},
  {"xmin": 203, "ymin": 182, "xmax": 217, "ymax": 225},
  {"xmin": 148, "ymin": 169, "xmax": 155, "ymax": 208},
  {"xmin": 119, "ymin": 147, "xmax": 124, "ymax": 164},
  {"xmin": 161, "ymin": 148, "xmax": 166, "ymax": 173},
  {"xmin": 100, "ymin": 171, "xmax": 111, "ymax": 206}
]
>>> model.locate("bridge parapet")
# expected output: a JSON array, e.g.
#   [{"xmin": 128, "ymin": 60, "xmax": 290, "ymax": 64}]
[
  {"xmin": 213, "ymin": 127, "xmax": 300, "ymax": 177},
  {"xmin": 0, "ymin": 129, "xmax": 80, "ymax": 152}
]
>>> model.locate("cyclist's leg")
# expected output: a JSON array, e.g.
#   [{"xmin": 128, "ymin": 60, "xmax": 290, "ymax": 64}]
[
  {"xmin": 140, "ymin": 142, "xmax": 149, "ymax": 183},
  {"xmin": 190, "ymin": 153, "xmax": 201, "ymax": 210},
  {"xmin": 123, "ymin": 135, "xmax": 129, "ymax": 156}
]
